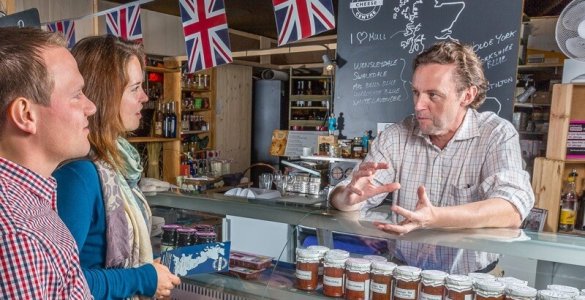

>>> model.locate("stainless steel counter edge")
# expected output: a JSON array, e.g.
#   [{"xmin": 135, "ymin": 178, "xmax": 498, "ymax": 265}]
[{"xmin": 147, "ymin": 192, "xmax": 585, "ymax": 267}]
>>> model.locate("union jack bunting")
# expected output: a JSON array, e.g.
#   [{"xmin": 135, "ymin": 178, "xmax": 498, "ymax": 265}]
[
  {"xmin": 179, "ymin": 0, "xmax": 233, "ymax": 73},
  {"xmin": 106, "ymin": 2, "xmax": 143, "ymax": 42},
  {"xmin": 47, "ymin": 20, "xmax": 76, "ymax": 48},
  {"xmin": 272, "ymin": 0, "xmax": 335, "ymax": 46}
]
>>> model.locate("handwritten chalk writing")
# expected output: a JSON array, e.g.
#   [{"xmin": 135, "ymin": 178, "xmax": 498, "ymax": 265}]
[
  {"xmin": 353, "ymin": 60, "xmax": 399, "ymax": 70},
  {"xmin": 487, "ymin": 76, "xmax": 514, "ymax": 91},
  {"xmin": 472, "ymin": 39, "xmax": 494, "ymax": 52},
  {"xmin": 366, "ymin": 82, "xmax": 380, "ymax": 88},
  {"xmin": 481, "ymin": 43, "xmax": 513, "ymax": 61},
  {"xmin": 353, "ymin": 95, "xmax": 403, "ymax": 106},
  {"xmin": 354, "ymin": 90, "xmax": 382, "ymax": 97},
  {"xmin": 382, "ymin": 80, "xmax": 397, "ymax": 86},
  {"xmin": 354, "ymin": 71, "xmax": 388, "ymax": 80},
  {"xmin": 384, "ymin": 88, "xmax": 401, "ymax": 94},
  {"xmin": 353, "ymin": 83, "xmax": 363, "ymax": 90},
  {"xmin": 394, "ymin": 0, "xmax": 426, "ymax": 54},
  {"xmin": 486, "ymin": 55, "xmax": 507, "ymax": 69},
  {"xmin": 495, "ymin": 30, "xmax": 516, "ymax": 44}
]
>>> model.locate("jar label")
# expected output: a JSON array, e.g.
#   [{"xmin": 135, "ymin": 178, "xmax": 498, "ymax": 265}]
[
  {"xmin": 371, "ymin": 282, "xmax": 388, "ymax": 294},
  {"xmin": 346, "ymin": 279, "xmax": 366, "ymax": 291},
  {"xmin": 395, "ymin": 287, "xmax": 416, "ymax": 300},
  {"xmin": 296, "ymin": 269, "xmax": 312, "ymax": 280},
  {"xmin": 421, "ymin": 292, "xmax": 443, "ymax": 300},
  {"xmin": 323, "ymin": 276, "xmax": 343, "ymax": 287},
  {"xmin": 160, "ymin": 245, "xmax": 174, "ymax": 252}
]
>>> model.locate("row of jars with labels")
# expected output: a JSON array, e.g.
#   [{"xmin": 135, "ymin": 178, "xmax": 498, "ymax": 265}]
[{"xmin": 181, "ymin": 72, "xmax": 211, "ymax": 90}]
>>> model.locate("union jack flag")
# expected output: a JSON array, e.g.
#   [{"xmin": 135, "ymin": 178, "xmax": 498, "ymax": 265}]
[
  {"xmin": 272, "ymin": 0, "xmax": 335, "ymax": 46},
  {"xmin": 106, "ymin": 2, "xmax": 143, "ymax": 42},
  {"xmin": 47, "ymin": 20, "xmax": 76, "ymax": 49},
  {"xmin": 179, "ymin": 0, "xmax": 233, "ymax": 73}
]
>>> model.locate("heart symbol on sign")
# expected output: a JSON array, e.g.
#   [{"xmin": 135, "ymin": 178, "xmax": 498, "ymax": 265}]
[{"xmin": 356, "ymin": 32, "xmax": 367, "ymax": 44}]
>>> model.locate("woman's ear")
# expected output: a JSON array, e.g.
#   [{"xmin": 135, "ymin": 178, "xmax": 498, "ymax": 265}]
[{"xmin": 6, "ymin": 98, "xmax": 37, "ymax": 134}]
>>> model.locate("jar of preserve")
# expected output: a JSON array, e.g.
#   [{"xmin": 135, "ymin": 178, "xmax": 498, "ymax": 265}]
[
  {"xmin": 176, "ymin": 227, "xmax": 197, "ymax": 248},
  {"xmin": 196, "ymin": 231, "xmax": 217, "ymax": 244},
  {"xmin": 474, "ymin": 279, "xmax": 506, "ymax": 300},
  {"xmin": 538, "ymin": 290, "xmax": 573, "ymax": 300},
  {"xmin": 363, "ymin": 255, "xmax": 387, "ymax": 262},
  {"xmin": 420, "ymin": 270, "xmax": 448, "ymax": 300},
  {"xmin": 307, "ymin": 245, "xmax": 330, "ymax": 278},
  {"xmin": 323, "ymin": 251, "xmax": 349, "ymax": 297},
  {"xmin": 161, "ymin": 224, "xmax": 181, "ymax": 252},
  {"xmin": 468, "ymin": 272, "xmax": 495, "ymax": 283},
  {"xmin": 296, "ymin": 248, "xmax": 320, "ymax": 291},
  {"xmin": 504, "ymin": 283, "xmax": 537, "ymax": 300},
  {"xmin": 345, "ymin": 258, "xmax": 371, "ymax": 300},
  {"xmin": 546, "ymin": 285, "xmax": 580, "ymax": 298},
  {"xmin": 497, "ymin": 277, "xmax": 528, "ymax": 288},
  {"xmin": 193, "ymin": 224, "xmax": 214, "ymax": 232},
  {"xmin": 393, "ymin": 266, "xmax": 422, "ymax": 300},
  {"xmin": 370, "ymin": 261, "xmax": 396, "ymax": 300},
  {"xmin": 445, "ymin": 274, "xmax": 473, "ymax": 300}
]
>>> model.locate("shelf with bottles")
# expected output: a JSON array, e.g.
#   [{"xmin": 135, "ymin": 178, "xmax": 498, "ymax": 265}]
[{"xmin": 180, "ymin": 70, "xmax": 212, "ymax": 92}]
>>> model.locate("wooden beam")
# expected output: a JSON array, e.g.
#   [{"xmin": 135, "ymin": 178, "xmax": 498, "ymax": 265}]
[
  {"xmin": 229, "ymin": 28, "xmax": 277, "ymax": 44},
  {"xmin": 288, "ymin": 34, "xmax": 338, "ymax": 45},
  {"xmin": 233, "ymin": 43, "xmax": 337, "ymax": 58},
  {"xmin": 259, "ymin": 36, "xmax": 272, "ymax": 65}
]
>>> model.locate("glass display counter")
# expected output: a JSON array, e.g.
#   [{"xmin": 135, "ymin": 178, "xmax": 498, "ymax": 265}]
[{"xmin": 147, "ymin": 192, "xmax": 585, "ymax": 299}]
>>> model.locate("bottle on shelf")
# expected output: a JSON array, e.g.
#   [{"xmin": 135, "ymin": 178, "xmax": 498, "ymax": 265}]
[
  {"xmin": 306, "ymin": 81, "xmax": 312, "ymax": 95},
  {"xmin": 164, "ymin": 101, "xmax": 177, "ymax": 138},
  {"xmin": 559, "ymin": 169, "xmax": 578, "ymax": 232},
  {"xmin": 154, "ymin": 102, "xmax": 164, "ymax": 137},
  {"xmin": 296, "ymin": 80, "xmax": 304, "ymax": 95},
  {"xmin": 576, "ymin": 180, "xmax": 585, "ymax": 231}
]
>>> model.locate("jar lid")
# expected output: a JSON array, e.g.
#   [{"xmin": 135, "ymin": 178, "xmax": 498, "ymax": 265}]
[
  {"xmin": 177, "ymin": 227, "xmax": 197, "ymax": 234},
  {"xmin": 468, "ymin": 272, "xmax": 495, "ymax": 283},
  {"xmin": 307, "ymin": 245, "xmax": 330, "ymax": 257},
  {"xmin": 162, "ymin": 224, "xmax": 181, "ymax": 230},
  {"xmin": 296, "ymin": 248, "xmax": 321, "ymax": 262},
  {"xmin": 394, "ymin": 265, "xmax": 422, "ymax": 281},
  {"xmin": 371, "ymin": 261, "xmax": 397, "ymax": 274},
  {"xmin": 325, "ymin": 249, "xmax": 350, "ymax": 259},
  {"xmin": 363, "ymin": 255, "xmax": 387, "ymax": 262},
  {"xmin": 538, "ymin": 290, "xmax": 574, "ymax": 300},
  {"xmin": 345, "ymin": 258, "xmax": 371, "ymax": 273},
  {"xmin": 324, "ymin": 255, "xmax": 348, "ymax": 267},
  {"xmin": 421, "ymin": 270, "xmax": 448, "ymax": 285},
  {"xmin": 547, "ymin": 285, "xmax": 580, "ymax": 297},
  {"xmin": 194, "ymin": 224, "xmax": 214, "ymax": 231},
  {"xmin": 474, "ymin": 279, "xmax": 505, "ymax": 293},
  {"xmin": 196, "ymin": 232, "xmax": 216, "ymax": 237},
  {"xmin": 574, "ymin": 296, "xmax": 585, "ymax": 300},
  {"xmin": 505, "ymin": 284, "xmax": 537, "ymax": 298},
  {"xmin": 582, "ymin": 289, "xmax": 585, "ymax": 296},
  {"xmin": 446, "ymin": 274, "xmax": 473, "ymax": 290},
  {"xmin": 497, "ymin": 277, "xmax": 528, "ymax": 287}
]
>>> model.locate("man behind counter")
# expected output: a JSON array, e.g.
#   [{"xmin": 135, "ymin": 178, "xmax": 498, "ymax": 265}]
[{"xmin": 329, "ymin": 41, "xmax": 534, "ymax": 274}]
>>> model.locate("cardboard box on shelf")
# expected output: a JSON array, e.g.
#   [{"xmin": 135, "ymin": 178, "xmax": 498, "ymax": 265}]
[{"xmin": 532, "ymin": 91, "xmax": 552, "ymax": 104}]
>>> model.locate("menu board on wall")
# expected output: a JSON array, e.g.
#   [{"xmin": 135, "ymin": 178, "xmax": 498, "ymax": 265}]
[{"xmin": 335, "ymin": 0, "xmax": 523, "ymax": 138}]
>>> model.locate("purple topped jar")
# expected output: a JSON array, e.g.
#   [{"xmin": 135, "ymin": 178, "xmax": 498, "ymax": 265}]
[
  {"xmin": 196, "ymin": 231, "xmax": 217, "ymax": 244},
  {"xmin": 161, "ymin": 224, "xmax": 181, "ymax": 252},
  {"xmin": 176, "ymin": 227, "xmax": 197, "ymax": 247}
]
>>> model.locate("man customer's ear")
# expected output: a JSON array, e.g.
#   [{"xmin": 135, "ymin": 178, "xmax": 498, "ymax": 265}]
[{"xmin": 7, "ymin": 98, "xmax": 38, "ymax": 134}]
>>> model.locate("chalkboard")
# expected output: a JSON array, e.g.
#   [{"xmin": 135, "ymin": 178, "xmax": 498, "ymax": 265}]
[
  {"xmin": 284, "ymin": 131, "xmax": 327, "ymax": 157},
  {"xmin": 335, "ymin": 0, "xmax": 523, "ymax": 138}
]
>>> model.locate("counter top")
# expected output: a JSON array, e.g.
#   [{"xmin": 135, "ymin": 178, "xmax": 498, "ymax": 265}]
[{"xmin": 147, "ymin": 191, "xmax": 585, "ymax": 267}]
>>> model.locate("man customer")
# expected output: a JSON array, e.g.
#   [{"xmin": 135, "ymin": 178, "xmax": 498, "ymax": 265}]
[
  {"xmin": 0, "ymin": 27, "xmax": 96, "ymax": 298},
  {"xmin": 329, "ymin": 41, "xmax": 534, "ymax": 273}
]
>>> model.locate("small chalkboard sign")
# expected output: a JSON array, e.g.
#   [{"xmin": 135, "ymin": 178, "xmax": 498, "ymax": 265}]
[
  {"xmin": 335, "ymin": 0, "xmax": 523, "ymax": 138},
  {"xmin": 284, "ymin": 131, "xmax": 327, "ymax": 157}
]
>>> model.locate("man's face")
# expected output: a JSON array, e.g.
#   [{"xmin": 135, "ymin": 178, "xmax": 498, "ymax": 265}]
[
  {"xmin": 411, "ymin": 63, "xmax": 470, "ymax": 136},
  {"xmin": 35, "ymin": 46, "xmax": 96, "ymax": 163}
]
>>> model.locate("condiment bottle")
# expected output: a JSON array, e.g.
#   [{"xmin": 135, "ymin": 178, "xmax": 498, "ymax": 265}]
[
  {"xmin": 176, "ymin": 227, "xmax": 197, "ymax": 248},
  {"xmin": 468, "ymin": 272, "xmax": 495, "ymax": 283},
  {"xmin": 474, "ymin": 279, "xmax": 506, "ymax": 300},
  {"xmin": 420, "ymin": 270, "xmax": 448, "ymax": 300},
  {"xmin": 445, "ymin": 274, "xmax": 474, "ymax": 300},
  {"xmin": 546, "ymin": 285, "xmax": 580, "ymax": 298},
  {"xmin": 161, "ymin": 224, "xmax": 181, "ymax": 252},
  {"xmin": 345, "ymin": 258, "xmax": 371, "ymax": 300},
  {"xmin": 323, "ymin": 251, "xmax": 349, "ymax": 298},
  {"xmin": 296, "ymin": 248, "xmax": 320, "ymax": 291},
  {"xmin": 504, "ymin": 283, "xmax": 537, "ymax": 300},
  {"xmin": 370, "ymin": 261, "xmax": 396, "ymax": 300},
  {"xmin": 393, "ymin": 266, "xmax": 422, "ymax": 300},
  {"xmin": 497, "ymin": 277, "xmax": 528, "ymax": 288},
  {"xmin": 538, "ymin": 290, "xmax": 573, "ymax": 300}
]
